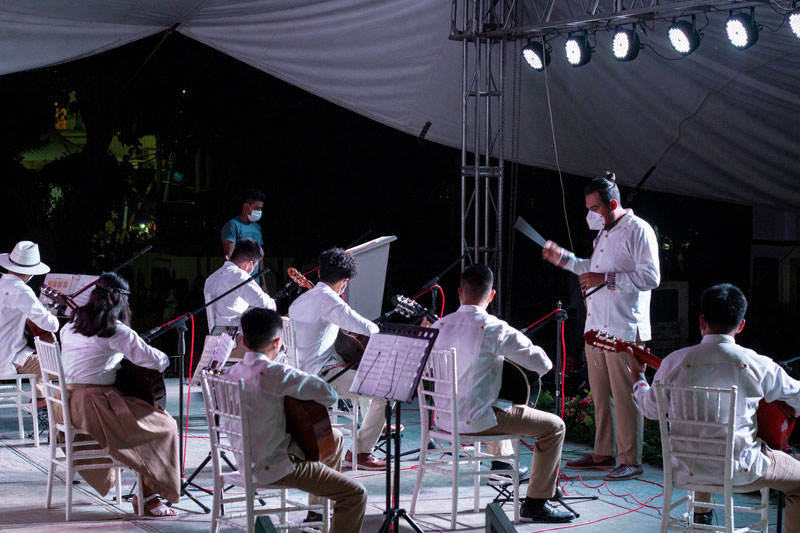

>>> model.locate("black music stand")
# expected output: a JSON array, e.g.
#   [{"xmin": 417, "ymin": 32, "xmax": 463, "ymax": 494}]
[{"xmin": 350, "ymin": 323, "xmax": 439, "ymax": 533}]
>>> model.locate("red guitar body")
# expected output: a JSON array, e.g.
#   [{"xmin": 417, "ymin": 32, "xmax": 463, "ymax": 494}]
[{"xmin": 585, "ymin": 330, "xmax": 797, "ymax": 451}]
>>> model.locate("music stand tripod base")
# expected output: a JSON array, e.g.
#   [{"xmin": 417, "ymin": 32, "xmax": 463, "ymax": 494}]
[{"xmin": 377, "ymin": 402, "xmax": 425, "ymax": 533}]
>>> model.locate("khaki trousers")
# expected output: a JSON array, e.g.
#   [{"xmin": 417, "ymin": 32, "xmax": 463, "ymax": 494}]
[
  {"xmin": 273, "ymin": 429, "xmax": 367, "ymax": 533},
  {"xmin": 585, "ymin": 342, "xmax": 643, "ymax": 465},
  {"xmin": 696, "ymin": 448, "xmax": 800, "ymax": 532},
  {"xmin": 13, "ymin": 352, "xmax": 44, "ymax": 398},
  {"xmin": 63, "ymin": 385, "xmax": 180, "ymax": 502},
  {"xmin": 473, "ymin": 405, "xmax": 565, "ymax": 499}
]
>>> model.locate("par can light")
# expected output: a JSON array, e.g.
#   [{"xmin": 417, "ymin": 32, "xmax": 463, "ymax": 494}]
[
  {"xmin": 726, "ymin": 11, "xmax": 759, "ymax": 50},
  {"xmin": 565, "ymin": 33, "xmax": 592, "ymax": 67},
  {"xmin": 612, "ymin": 27, "xmax": 641, "ymax": 61},
  {"xmin": 523, "ymin": 41, "xmax": 550, "ymax": 71},
  {"xmin": 789, "ymin": 10, "xmax": 800, "ymax": 38},
  {"xmin": 668, "ymin": 19, "xmax": 700, "ymax": 56}
]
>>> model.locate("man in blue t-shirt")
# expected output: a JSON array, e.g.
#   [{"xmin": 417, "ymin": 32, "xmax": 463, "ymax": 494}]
[{"xmin": 221, "ymin": 187, "xmax": 266, "ymax": 288}]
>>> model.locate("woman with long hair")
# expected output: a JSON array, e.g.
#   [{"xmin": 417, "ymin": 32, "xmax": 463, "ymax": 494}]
[{"xmin": 60, "ymin": 272, "xmax": 179, "ymax": 516}]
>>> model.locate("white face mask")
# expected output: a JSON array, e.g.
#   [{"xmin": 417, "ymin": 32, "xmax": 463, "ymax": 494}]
[
  {"xmin": 586, "ymin": 210, "xmax": 606, "ymax": 231},
  {"xmin": 247, "ymin": 209, "xmax": 262, "ymax": 222}
]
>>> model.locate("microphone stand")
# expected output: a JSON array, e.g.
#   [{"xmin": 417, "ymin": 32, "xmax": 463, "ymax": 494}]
[
  {"xmin": 411, "ymin": 252, "xmax": 470, "ymax": 300},
  {"xmin": 143, "ymin": 268, "xmax": 270, "ymax": 513},
  {"xmin": 69, "ymin": 245, "xmax": 153, "ymax": 299},
  {"xmin": 521, "ymin": 282, "xmax": 607, "ymax": 518}
]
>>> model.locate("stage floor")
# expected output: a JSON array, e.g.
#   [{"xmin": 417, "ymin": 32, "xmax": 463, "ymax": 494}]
[{"xmin": 0, "ymin": 378, "xmax": 781, "ymax": 532}]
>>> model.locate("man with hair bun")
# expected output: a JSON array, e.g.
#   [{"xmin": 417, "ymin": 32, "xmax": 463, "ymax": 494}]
[{"xmin": 543, "ymin": 171, "xmax": 660, "ymax": 481}]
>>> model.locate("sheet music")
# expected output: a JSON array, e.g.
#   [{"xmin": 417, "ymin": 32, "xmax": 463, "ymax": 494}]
[
  {"xmin": 350, "ymin": 324, "xmax": 438, "ymax": 404},
  {"xmin": 39, "ymin": 273, "xmax": 99, "ymax": 313},
  {"xmin": 190, "ymin": 334, "xmax": 236, "ymax": 386}
]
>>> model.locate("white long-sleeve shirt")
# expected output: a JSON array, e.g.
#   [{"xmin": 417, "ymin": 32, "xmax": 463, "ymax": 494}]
[
  {"xmin": 288, "ymin": 283, "xmax": 379, "ymax": 375},
  {"xmin": 633, "ymin": 334, "xmax": 800, "ymax": 486},
  {"xmin": 430, "ymin": 305, "xmax": 553, "ymax": 434},
  {"xmin": 0, "ymin": 274, "xmax": 60, "ymax": 371},
  {"xmin": 224, "ymin": 351, "xmax": 338, "ymax": 486},
  {"xmin": 59, "ymin": 321, "xmax": 169, "ymax": 385},
  {"xmin": 204, "ymin": 261, "xmax": 276, "ymax": 329},
  {"xmin": 562, "ymin": 209, "xmax": 660, "ymax": 341}
]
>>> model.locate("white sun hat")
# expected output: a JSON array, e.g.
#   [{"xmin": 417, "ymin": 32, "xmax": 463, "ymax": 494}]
[{"xmin": 0, "ymin": 241, "xmax": 51, "ymax": 275}]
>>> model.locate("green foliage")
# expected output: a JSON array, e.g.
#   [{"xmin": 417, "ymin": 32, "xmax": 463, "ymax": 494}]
[{"xmin": 538, "ymin": 389, "xmax": 663, "ymax": 466}]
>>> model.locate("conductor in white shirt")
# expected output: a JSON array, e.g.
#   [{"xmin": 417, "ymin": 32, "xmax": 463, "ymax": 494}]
[
  {"xmin": 430, "ymin": 264, "xmax": 575, "ymax": 523},
  {"xmin": 289, "ymin": 248, "xmax": 387, "ymax": 471},
  {"xmin": 543, "ymin": 173, "xmax": 660, "ymax": 481},
  {"xmin": 630, "ymin": 283, "xmax": 800, "ymax": 528},
  {"xmin": 225, "ymin": 308, "xmax": 367, "ymax": 531}
]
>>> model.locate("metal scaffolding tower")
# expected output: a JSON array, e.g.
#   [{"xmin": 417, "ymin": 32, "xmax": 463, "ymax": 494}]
[{"xmin": 451, "ymin": 0, "xmax": 510, "ymax": 313}]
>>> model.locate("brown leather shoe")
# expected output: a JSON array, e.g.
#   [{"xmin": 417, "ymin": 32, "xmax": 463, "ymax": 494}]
[
  {"xmin": 564, "ymin": 454, "xmax": 616, "ymax": 470},
  {"xmin": 344, "ymin": 450, "xmax": 387, "ymax": 470},
  {"xmin": 604, "ymin": 464, "xmax": 643, "ymax": 481}
]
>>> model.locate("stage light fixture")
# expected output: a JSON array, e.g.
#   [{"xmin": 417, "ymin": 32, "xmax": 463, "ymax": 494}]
[
  {"xmin": 523, "ymin": 40, "xmax": 551, "ymax": 71},
  {"xmin": 726, "ymin": 10, "xmax": 759, "ymax": 49},
  {"xmin": 668, "ymin": 18, "xmax": 700, "ymax": 56},
  {"xmin": 789, "ymin": 9, "xmax": 800, "ymax": 38},
  {"xmin": 565, "ymin": 33, "xmax": 592, "ymax": 67},
  {"xmin": 612, "ymin": 27, "xmax": 641, "ymax": 61}
]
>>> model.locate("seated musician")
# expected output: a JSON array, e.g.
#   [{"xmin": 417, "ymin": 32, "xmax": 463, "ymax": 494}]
[
  {"xmin": 59, "ymin": 272, "xmax": 179, "ymax": 517},
  {"xmin": 288, "ymin": 247, "xmax": 387, "ymax": 471},
  {"xmin": 225, "ymin": 308, "xmax": 367, "ymax": 531},
  {"xmin": 0, "ymin": 241, "xmax": 59, "ymax": 399},
  {"xmin": 204, "ymin": 238, "xmax": 276, "ymax": 359},
  {"xmin": 631, "ymin": 283, "xmax": 800, "ymax": 527},
  {"xmin": 430, "ymin": 264, "xmax": 575, "ymax": 523}
]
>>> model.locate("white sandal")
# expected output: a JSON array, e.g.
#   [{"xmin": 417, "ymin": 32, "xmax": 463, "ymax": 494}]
[{"xmin": 133, "ymin": 493, "xmax": 178, "ymax": 517}]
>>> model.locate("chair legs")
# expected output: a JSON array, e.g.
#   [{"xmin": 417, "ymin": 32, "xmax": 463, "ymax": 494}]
[
  {"xmin": 350, "ymin": 399, "xmax": 359, "ymax": 472},
  {"xmin": 65, "ymin": 463, "xmax": 74, "ymax": 521},
  {"xmin": 409, "ymin": 432, "xmax": 428, "ymax": 517},
  {"xmin": 29, "ymin": 381, "xmax": 39, "ymax": 447},
  {"xmin": 450, "ymin": 443, "xmax": 459, "ymax": 531},
  {"xmin": 2, "ymin": 375, "xmax": 39, "ymax": 446},
  {"xmin": 473, "ymin": 441, "xmax": 481, "ymax": 513},
  {"xmin": 45, "ymin": 432, "xmax": 56, "ymax": 510},
  {"xmin": 136, "ymin": 473, "xmax": 144, "ymax": 516}
]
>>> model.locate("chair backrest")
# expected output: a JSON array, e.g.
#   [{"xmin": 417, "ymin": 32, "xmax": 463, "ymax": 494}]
[
  {"xmin": 35, "ymin": 338, "xmax": 73, "ymax": 433},
  {"xmin": 201, "ymin": 371, "xmax": 252, "ymax": 490},
  {"xmin": 280, "ymin": 316, "xmax": 299, "ymax": 368},
  {"xmin": 417, "ymin": 348, "xmax": 458, "ymax": 434},
  {"xmin": 655, "ymin": 383, "xmax": 738, "ymax": 489},
  {"xmin": 203, "ymin": 288, "xmax": 216, "ymax": 331}
]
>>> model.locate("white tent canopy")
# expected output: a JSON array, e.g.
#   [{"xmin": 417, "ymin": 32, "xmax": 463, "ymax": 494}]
[{"xmin": 1, "ymin": 1, "xmax": 798, "ymax": 209}]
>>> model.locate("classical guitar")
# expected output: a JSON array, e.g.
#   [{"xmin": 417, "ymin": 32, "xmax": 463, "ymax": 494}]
[
  {"xmin": 25, "ymin": 285, "xmax": 75, "ymax": 347},
  {"xmin": 498, "ymin": 359, "xmax": 542, "ymax": 408},
  {"xmin": 115, "ymin": 359, "xmax": 168, "ymax": 409},
  {"xmin": 284, "ymin": 396, "xmax": 336, "ymax": 463},
  {"xmin": 584, "ymin": 329, "xmax": 797, "ymax": 450}
]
